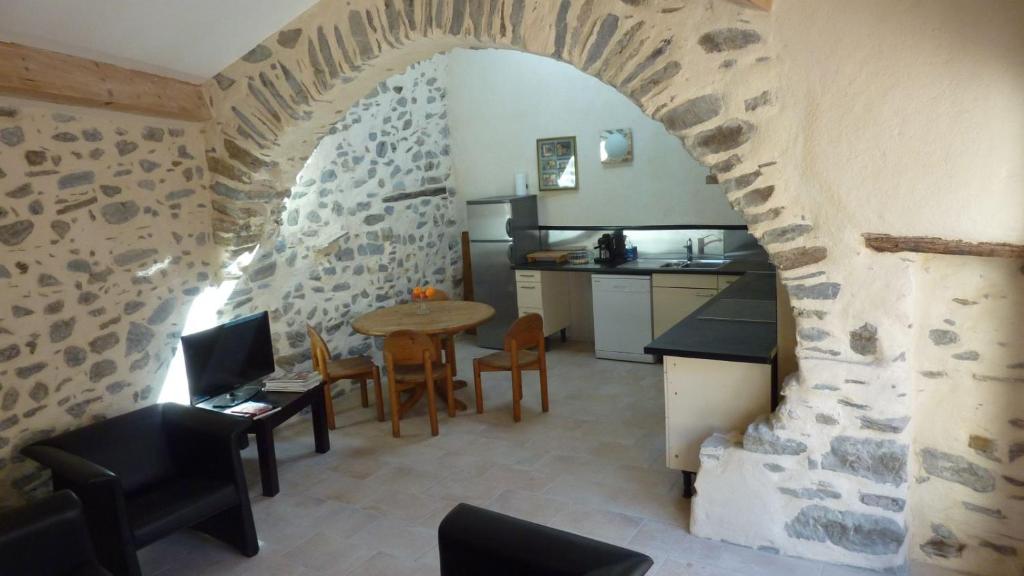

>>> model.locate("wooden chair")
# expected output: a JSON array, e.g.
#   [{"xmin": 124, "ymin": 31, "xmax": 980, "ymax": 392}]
[
  {"xmin": 383, "ymin": 330, "xmax": 454, "ymax": 437},
  {"xmin": 307, "ymin": 324, "xmax": 383, "ymax": 429},
  {"xmin": 473, "ymin": 313, "xmax": 548, "ymax": 422}
]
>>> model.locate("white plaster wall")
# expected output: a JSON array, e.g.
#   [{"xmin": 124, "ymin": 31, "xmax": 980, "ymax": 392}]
[
  {"xmin": 776, "ymin": 0, "xmax": 1024, "ymax": 245},
  {"xmin": 446, "ymin": 48, "xmax": 743, "ymax": 227}
]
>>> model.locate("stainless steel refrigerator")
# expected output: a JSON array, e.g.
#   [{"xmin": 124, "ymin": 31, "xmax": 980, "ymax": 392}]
[{"xmin": 467, "ymin": 195, "xmax": 540, "ymax": 349}]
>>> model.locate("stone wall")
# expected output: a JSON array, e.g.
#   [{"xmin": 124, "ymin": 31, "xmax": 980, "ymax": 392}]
[
  {"xmin": 0, "ymin": 101, "xmax": 213, "ymax": 498},
  {"xmin": 909, "ymin": 256, "xmax": 1024, "ymax": 575},
  {"xmin": 219, "ymin": 55, "xmax": 460, "ymax": 374}
]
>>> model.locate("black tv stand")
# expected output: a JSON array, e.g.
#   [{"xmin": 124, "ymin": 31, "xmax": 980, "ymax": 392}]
[{"xmin": 202, "ymin": 384, "xmax": 262, "ymax": 409}]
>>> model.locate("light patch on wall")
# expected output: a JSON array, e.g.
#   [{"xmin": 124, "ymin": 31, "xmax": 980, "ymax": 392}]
[
  {"xmin": 136, "ymin": 256, "xmax": 173, "ymax": 278},
  {"xmin": 158, "ymin": 279, "xmax": 239, "ymax": 404}
]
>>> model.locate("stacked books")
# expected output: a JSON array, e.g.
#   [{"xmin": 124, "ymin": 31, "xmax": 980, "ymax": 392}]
[
  {"xmin": 226, "ymin": 401, "xmax": 278, "ymax": 418},
  {"xmin": 264, "ymin": 370, "xmax": 321, "ymax": 393}
]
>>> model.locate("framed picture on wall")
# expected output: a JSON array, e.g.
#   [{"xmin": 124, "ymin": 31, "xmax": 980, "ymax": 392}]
[{"xmin": 536, "ymin": 136, "xmax": 578, "ymax": 191}]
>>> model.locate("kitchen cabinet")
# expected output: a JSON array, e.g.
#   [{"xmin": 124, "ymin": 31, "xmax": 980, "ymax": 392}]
[
  {"xmin": 515, "ymin": 270, "xmax": 570, "ymax": 337},
  {"xmin": 652, "ymin": 274, "xmax": 718, "ymax": 338},
  {"xmin": 664, "ymin": 356, "xmax": 772, "ymax": 472}
]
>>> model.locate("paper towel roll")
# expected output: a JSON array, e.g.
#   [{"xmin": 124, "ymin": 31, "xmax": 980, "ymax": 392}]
[{"xmin": 514, "ymin": 172, "xmax": 528, "ymax": 196}]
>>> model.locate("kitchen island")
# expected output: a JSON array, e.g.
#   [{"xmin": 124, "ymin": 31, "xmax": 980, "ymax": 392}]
[
  {"xmin": 644, "ymin": 271, "xmax": 778, "ymax": 497},
  {"xmin": 510, "ymin": 259, "xmax": 780, "ymax": 498}
]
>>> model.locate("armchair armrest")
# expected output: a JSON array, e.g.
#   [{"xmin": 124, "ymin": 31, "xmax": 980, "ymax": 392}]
[
  {"xmin": 0, "ymin": 490, "xmax": 104, "ymax": 575},
  {"xmin": 21, "ymin": 446, "xmax": 132, "ymax": 575},
  {"xmin": 439, "ymin": 503, "xmax": 653, "ymax": 576},
  {"xmin": 22, "ymin": 445, "xmax": 118, "ymax": 488}
]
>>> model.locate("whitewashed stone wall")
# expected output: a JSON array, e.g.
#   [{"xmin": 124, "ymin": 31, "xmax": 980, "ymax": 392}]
[
  {"xmin": 0, "ymin": 102, "xmax": 213, "ymax": 499},
  {"xmin": 220, "ymin": 55, "xmax": 461, "ymax": 374},
  {"xmin": 909, "ymin": 256, "xmax": 1024, "ymax": 575}
]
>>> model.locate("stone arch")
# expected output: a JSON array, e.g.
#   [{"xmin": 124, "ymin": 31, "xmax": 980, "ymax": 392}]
[{"xmin": 202, "ymin": 0, "xmax": 910, "ymax": 572}]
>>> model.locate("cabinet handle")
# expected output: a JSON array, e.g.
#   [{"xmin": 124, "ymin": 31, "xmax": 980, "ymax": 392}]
[
  {"xmin": 519, "ymin": 285, "xmax": 536, "ymax": 290},
  {"xmin": 697, "ymin": 292, "xmax": 716, "ymax": 298}
]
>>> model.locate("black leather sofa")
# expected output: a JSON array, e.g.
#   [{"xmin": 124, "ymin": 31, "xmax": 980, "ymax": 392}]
[
  {"xmin": 0, "ymin": 489, "xmax": 111, "ymax": 576},
  {"xmin": 438, "ymin": 503, "xmax": 654, "ymax": 576},
  {"xmin": 23, "ymin": 403, "xmax": 258, "ymax": 576}
]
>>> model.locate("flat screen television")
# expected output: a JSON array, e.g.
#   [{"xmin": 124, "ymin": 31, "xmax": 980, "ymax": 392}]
[{"xmin": 181, "ymin": 311, "xmax": 275, "ymax": 405}]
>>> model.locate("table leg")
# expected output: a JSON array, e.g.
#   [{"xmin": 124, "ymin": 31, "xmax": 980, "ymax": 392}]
[
  {"xmin": 311, "ymin": 386, "xmax": 330, "ymax": 454},
  {"xmin": 445, "ymin": 335, "xmax": 458, "ymax": 378},
  {"xmin": 441, "ymin": 333, "xmax": 470, "ymax": 411},
  {"xmin": 254, "ymin": 424, "xmax": 279, "ymax": 497}
]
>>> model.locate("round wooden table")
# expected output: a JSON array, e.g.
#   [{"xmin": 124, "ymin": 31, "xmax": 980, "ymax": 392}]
[
  {"xmin": 353, "ymin": 300, "xmax": 495, "ymax": 413},
  {"xmin": 353, "ymin": 300, "xmax": 495, "ymax": 338}
]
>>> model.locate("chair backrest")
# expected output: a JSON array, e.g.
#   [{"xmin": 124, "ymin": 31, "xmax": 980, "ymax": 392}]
[
  {"xmin": 383, "ymin": 330, "xmax": 436, "ymax": 366},
  {"xmin": 424, "ymin": 289, "xmax": 450, "ymax": 301},
  {"xmin": 41, "ymin": 404, "xmax": 176, "ymax": 494},
  {"xmin": 505, "ymin": 313, "xmax": 544, "ymax": 352},
  {"xmin": 307, "ymin": 324, "xmax": 330, "ymax": 374}
]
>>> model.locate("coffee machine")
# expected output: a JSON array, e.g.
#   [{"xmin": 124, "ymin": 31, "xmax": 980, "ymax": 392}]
[{"xmin": 595, "ymin": 229, "xmax": 627, "ymax": 265}]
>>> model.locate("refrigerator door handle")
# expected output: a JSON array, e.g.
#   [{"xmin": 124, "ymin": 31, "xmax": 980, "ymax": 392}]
[{"xmin": 504, "ymin": 217, "xmax": 512, "ymax": 238}]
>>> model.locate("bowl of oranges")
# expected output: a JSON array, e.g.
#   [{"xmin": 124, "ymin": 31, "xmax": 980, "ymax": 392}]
[{"xmin": 411, "ymin": 286, "xmax": 437, "ymax": 314}]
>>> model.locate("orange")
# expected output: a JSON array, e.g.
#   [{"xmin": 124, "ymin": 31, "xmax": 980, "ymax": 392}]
[{"xmin": 425, "ymin": 287, "xmax": 437, "ymax": 298}]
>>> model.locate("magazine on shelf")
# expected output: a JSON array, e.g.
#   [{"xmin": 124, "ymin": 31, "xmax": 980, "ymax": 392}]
[
  {"xmin": 263, "ymin": 370, "xmax": 321, "ymax": 393},
  {"xmin": 226, "ymin": 401, "xmax": 279, "ymax": 418},
  {"xmin": 265, "ymin": 369, "xmax": 320, "ymax": 384}
]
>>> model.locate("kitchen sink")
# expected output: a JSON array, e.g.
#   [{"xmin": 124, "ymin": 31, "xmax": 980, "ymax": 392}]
[{"xmin": 658, "ymin": 259, "xmax": 729, "ymax": 270}]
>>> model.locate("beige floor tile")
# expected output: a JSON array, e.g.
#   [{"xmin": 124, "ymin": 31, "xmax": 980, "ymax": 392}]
[
  {"xmin": 346, "ymin": 516, "xmax": 437, "ymax": 561},
  {"xmin": 344, "ymin": 551, "xmax": 419, "ymax": 576},
  {"xmin": 485, "ymin": 488, "xmax": 572, "ymax": 525},
  {"xmin": 547, "ymin": 503, "xmax": 645, "ymax": 546},
  {"xmin": 281, "ymin": 531, "xmax": 376, "ymax": 574}
]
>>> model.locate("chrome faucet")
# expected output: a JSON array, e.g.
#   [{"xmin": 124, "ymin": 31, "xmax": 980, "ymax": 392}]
[
  {"xmin": 685, "ymin": 239, "xmax": 694, "ymax": 262},
  {"xmin": 697, "ymin": 234, "xmax": 722, "ymax": 257}
]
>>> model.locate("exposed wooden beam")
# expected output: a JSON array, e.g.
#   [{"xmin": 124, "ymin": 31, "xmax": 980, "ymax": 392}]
[
  {"xmin": 743, "ymin": 0, "xmax": 773, "ymax": 11},
  {"xmin": 863, "ymin": 233, "xmax": 1024, "ymax": 259},
  {"xmin": 0, "ymin": 41, "xmax": 209, "ymax": 122}
]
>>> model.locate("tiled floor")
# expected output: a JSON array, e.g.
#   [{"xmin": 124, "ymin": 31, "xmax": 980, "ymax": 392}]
[{"xmin": 140, "ymin": 340, "xmax": 962, "ymax": 576}]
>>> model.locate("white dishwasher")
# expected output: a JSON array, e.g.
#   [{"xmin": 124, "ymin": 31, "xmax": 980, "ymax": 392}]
[{"xmin": 592, "ymin": 275, "xmax": 655, "ymax": 363}]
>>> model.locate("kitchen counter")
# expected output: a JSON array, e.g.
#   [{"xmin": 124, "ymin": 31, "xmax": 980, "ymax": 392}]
[
  {"xmin": 513, "ymin": 258, "xmax": 775, "ymax": 276},
  {"xmin": 644, "ymin": 271, "xmax": 777, "ymax": 364}
]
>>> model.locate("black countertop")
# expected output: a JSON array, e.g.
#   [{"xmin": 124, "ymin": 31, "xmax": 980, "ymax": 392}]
[
  {"xmin": 513, "ymin": 258, "xmax": 775, "ymax": 276},
  {"xmin": 643, "ymin": 271, "xmax": 778, "ymax": 364}
]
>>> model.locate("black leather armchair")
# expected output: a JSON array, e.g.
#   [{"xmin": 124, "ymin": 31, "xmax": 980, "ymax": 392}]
[
  {"xmin": 438, "ymin": 503, "xmax": 653, "ymax": 576},
  {"xmin": 0, "ymin": 489, "xmax": 111, "ymax": 576},
  {"xmin": 23, "ymin": 403, "xmax": 258, "ymax": 576}
]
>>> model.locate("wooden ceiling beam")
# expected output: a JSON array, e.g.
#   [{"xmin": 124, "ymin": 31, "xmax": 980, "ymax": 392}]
[
  {"xmin": 863, "ymin": 233, "xmax": 1024, "ymax": 258},
  {"xmin": 0, "ymin": 41, "xmax": 210, "ymax": 122},
  {"xmin": 743, "ymin": 0, "xmax": 773, "ymax": 11}
]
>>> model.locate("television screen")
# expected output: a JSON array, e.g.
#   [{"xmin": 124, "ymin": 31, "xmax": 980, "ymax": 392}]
[{"xmin": 181, "ymin": 311, "xmax": 275, "ymax": 404}]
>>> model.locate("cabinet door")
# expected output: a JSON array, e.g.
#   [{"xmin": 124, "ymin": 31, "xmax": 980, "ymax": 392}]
[{"xmin": 652, "ymin": 287, "xmax": 717, "ymax": 338}]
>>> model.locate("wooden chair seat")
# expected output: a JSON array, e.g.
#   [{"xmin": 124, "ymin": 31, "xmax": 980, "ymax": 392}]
[
  {"xmin": 384, "ymin": 330, "xmax": 455, "ymax": 437},
  {"xmin": 472, "ymin": 313, "xmax": 549, "ymax": 422},
  {"xmin": 324, "ymin": 356, "xmax": 376, "ymax": 379},
  {"xmin": 392, "ymin": 362, "xmax": 448, "ymax": 382},
  {"xmin": 476, "ymin": 350, "xmax": 539, "ymax": 370},
  {"xmin": 307, "ymin": 324, "xmax": 383, "ymax": 429}
]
